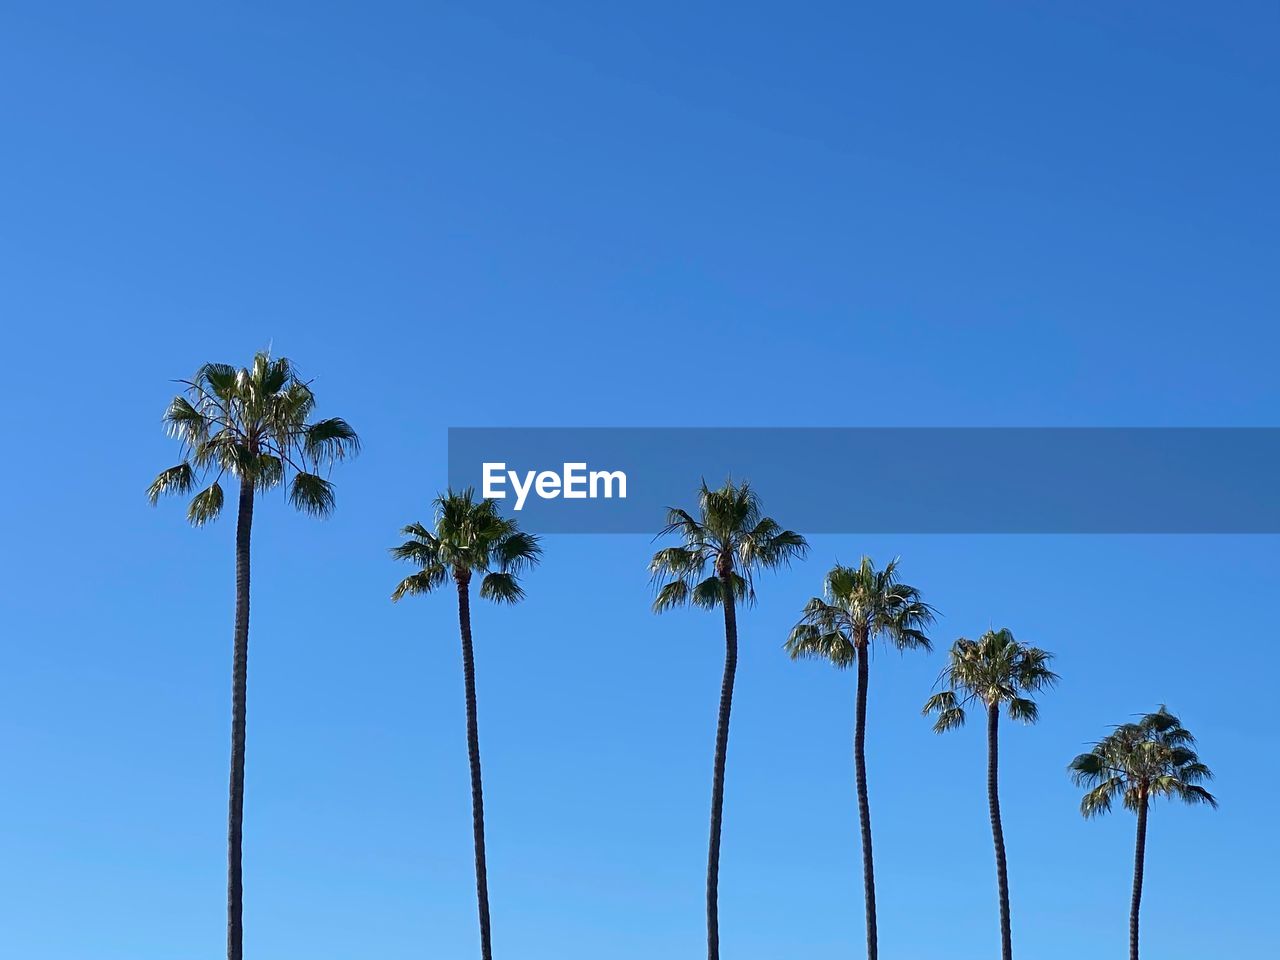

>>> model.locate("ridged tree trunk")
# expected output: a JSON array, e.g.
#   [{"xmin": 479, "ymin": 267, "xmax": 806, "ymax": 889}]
[
  {"xmin": 853, "ymin": 633, "xmax": 877, "ymax": 960},
  {"xmin": 456, "ymin": 573, "xmax": 494, "ymax": 960},
  {"xmin": 706, "ymin": 570, "xmax": 739, "ymax": 960},
  {"xmin": 227, "ymin": 481, "xmax": 254, "ymax": 960},
  {"xmin": 1130, "ymin": 794, "xmax": 1148, "ymax": 960},
  {"xmin": 987, "ymin": 703, "xmax": 1012, "ymax": 960}
]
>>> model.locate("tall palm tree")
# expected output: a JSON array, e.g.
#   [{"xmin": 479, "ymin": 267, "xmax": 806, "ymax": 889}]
[
  {"xmin": 391, "ymin": 489, "xmax": 541, "ymax": 960},
  {"xmin": 649, "ymin": 480, "xmax": 806, "ymax": 960},
  {"xmin": 148, "ymin": 351, "xmax": 359, "ymax": 960},
  {"xmin": 785, "ymin": 557, "xmax": 933, "ymax": 960},
  {"xmin": 922, "ymin": 628, "xmax": 1058, "ymax": 960},
  {"xmin": 1069, "ymin": 706, "xmax": 1217, "ymax": 960}
]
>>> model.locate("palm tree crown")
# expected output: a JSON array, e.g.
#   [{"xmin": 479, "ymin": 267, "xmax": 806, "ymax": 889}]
[
  {"xmin": 785, "ymin": 557, "xmax": 934, "ymax": 664},
  {"xmin": 1070, "ymin": 706, "xmax": 1217, "ymax": 816},
  {"xmin": 391, "ymin": 488, "xmax": 542, "ymax": 601},
  {"xmin": 148, "ymin": 351, "xmax": 359, "ymax": 522},
  {"xmin": 923, "ymin": 628, "xmax": 1058, "ymax": 731},
  {"xmin": 649, "ymin": 479, "xmax": 808, "ymax": 610}
]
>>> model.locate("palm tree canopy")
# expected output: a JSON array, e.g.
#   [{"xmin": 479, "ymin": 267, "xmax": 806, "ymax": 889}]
[
  {"xmin": 391, "ymin": 488, "xmax": 542, "ymax": 603},
  {"xmin": 1069, "ymin": 706, "xmax": 1218, "ymax": 817},
  {"xmin": 922, "ymin": 628, "xmax": 1058, "ymax": 732},
  {"xmin": 148, "ymin": 351, "xmax": 360, "ymax": 524},
  {"xmin": 649, "ymin": 479, "xmax": 807, "ymax": 612},
  {"xmin": 785, "ymin": 557, "xmax": 934, "ymax": 668}
]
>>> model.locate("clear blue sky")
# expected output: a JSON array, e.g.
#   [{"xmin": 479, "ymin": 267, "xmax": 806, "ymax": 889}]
[{"xmin": 1, "ymin": 2, "xmax": 1277, "ymax": 957}]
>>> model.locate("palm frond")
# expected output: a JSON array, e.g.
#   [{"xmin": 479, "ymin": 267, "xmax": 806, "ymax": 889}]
[
  {"xmin": 657, "ymin": 507, "xmax": 706, "ymax": 544},
  {"xmin": 691, "ymin": 575, "xmax": 727, "ymax": 609},
  {"xmin": 253, "ymin": 453, "xmax": 284, "ymax": 492},
  {"xmin": 785, "ymin": 620, "xmax": 857, "ymax": 668},
  {"xmin": 390, "ymin": 536, "xmax": 441, "ymax": 566},
  {"xmin": 304, "ymin": 417, "xmax": 361, "ymax": 462},
  {"xmin": 740, "ymin": 521, "xmax": 808, "ymax": 571},
  {"xmin": 1079, "ymin": 777, "xmax": 1125, "ymax": 818},
  {"xmin": 148, "ymin": 462, "xmax": 195, "ymax": 504},
  {"xmin": 494, "ymin": 530, "xmax": 542, "ymax": 574},
  {"xmin": 480, "ymin": 571, "xmax": 525, "ymax": 604},
  {"xmin": 290, "ymin": 471, "xmax": 335, "ymax": 517},
  {"xmin": 187, "ymin": 482, "xmax": 225, "ymax": 527},
  {"xmin": 193, "ymin": 362, "xmax": 238, "ymax": 399},
  {"xmin": 653, "ymin": 580, "xmax": 691, "ymax": 613},
  {"xmin": 649, "ymin": 546, "xmax": 707, "ymax": 578},
  {"xmin": 922, "ymin": 690, "xmax": 967, "ymax": 732},
  {"xmin": 1069, "ymin": 751, "xmax": 1109, "ymax": 784},
  {"xmin": 162, "ymin": 396, "xmax": 210, "ymax": 447},
  {"xmin": 1174, "ymin": 783, "xmax": 1219, "ymax": 808},
  {"xmin": 390, "ymin": 568, "xmax": 447, "ymax": 602},
  {"xmin": 1007, "ymin": 697, "xmax": 1039, "ymax": 724}
]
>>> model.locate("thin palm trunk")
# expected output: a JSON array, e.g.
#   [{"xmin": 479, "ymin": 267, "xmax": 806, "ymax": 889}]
[
  {"xmin": 456, "ymin": 575, "xmax": 493, "ymax": 960},
  {"xmin": 987, "ymin": 703, "xmax": 1012, "ymax": 960},
  {"xmin": 227, "ymin": 481, "xmax": 253, "ymax": 960},
  {"xmin": 1130, "ymin": 795, "xmax": 1148, "ymax": 960},
  {"xmin": 853, "ymin": 636, "xmax": 877, "ymax": 960},
  {"xmin": 706, "ymin": 573, "xmax": 738, "ymax": 960}
]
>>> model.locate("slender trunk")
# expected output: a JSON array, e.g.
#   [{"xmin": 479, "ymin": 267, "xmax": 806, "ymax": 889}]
[
  {"xmin": 853, "ymin": 635, "xmax": 877, "ymax": 960},
  {"xmin": 987, "ymin": 704, "xmax": 1012, "ymax": 960},
  {"xmin": 1130, "ymin": 795, "xmax": 1148, "ymax": 960},
  {"xmin": 227, "ymin": 481, "xmax": 253, "ymax": 960},
  {"xmin": 457, "ymin": 575, "xmax": 493, "ymax": 960},
  {"xmin": 706, "ymin": 573, "xmax": 739, "ymax": 960}
]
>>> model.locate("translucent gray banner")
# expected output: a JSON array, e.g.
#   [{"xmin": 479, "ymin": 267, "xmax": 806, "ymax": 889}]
[{"xmin": 446, "ymin": 428, "xmax": 1280, "ymax": 533}]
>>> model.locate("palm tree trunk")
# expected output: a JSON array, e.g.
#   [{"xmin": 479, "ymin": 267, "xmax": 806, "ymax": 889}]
[
  {"xmin": 457, "ymin": 576, "xmax": 494, "ymax": 960},
  {"xmin": 1130, "ymin": 795, "xmax": 1148, "ymax": 960},
  {"xmin": 227, "ymin": 481, "xmax": 253, "ymax": 960},
  {"xmin": 706, "ymin": 575, "xmax": 739, "ymax": 960},
  {"xmin": 987, "ymin": 703, "xmax": 1012, "ymax": 960},
  {"xmin": 853, "ymin": 637, "xmax": 877, "ymax": 960}
]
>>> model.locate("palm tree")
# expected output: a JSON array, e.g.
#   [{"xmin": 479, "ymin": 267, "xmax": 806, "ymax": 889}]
[
  {"xmin": 391, "ymin": 489, "xmax": 541, "ymax": 960},
  {"xmin": 1069, "ymin": 706, "xmax": 1217, "ymax": 960},
  {"xmin": 922, "ymin": 628, "xmax": 1058, "ymax": 960},
  {"xmin": 649, "ymin": 480, "xmax": 807, "ymax": 960},
  {"xmin": 785, "ymin": 557, "xmax": 933, "ymax": 960},
  {"xmin": 148, "ymin": 351, "xmax": 359, "ymax": 960}
]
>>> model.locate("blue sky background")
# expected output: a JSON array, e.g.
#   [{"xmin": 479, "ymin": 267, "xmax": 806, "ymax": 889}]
[{"xmin": 2, "ymin": 2, "xmax": 1277, "ymax": 957}]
